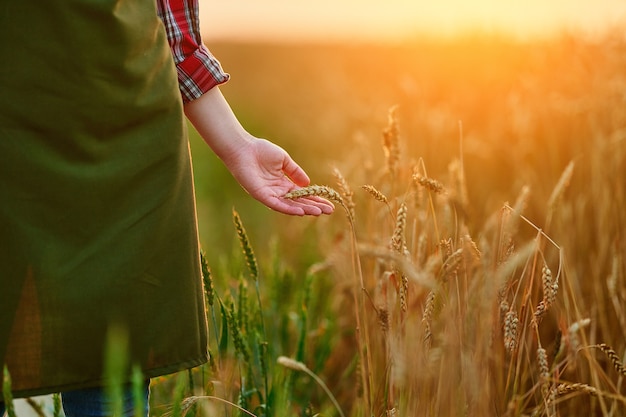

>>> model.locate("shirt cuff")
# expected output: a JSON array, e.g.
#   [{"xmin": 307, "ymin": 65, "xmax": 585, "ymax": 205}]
[{"xmin": 177, "ymin": 44, "xmax": 230, "ymax": 103}]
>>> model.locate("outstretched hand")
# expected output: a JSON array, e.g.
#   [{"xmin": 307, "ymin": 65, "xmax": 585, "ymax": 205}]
[
  {"xmin": 225, "ymin": 138, "xmax": 335, "ymax": 216},
  {"xmin": 183, "ymin": 87, "xmax": 334, "ymax": 216}
]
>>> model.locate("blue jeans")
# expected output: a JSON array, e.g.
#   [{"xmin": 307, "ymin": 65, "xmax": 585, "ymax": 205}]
[{"xmin": 0, "ymin": 381, "xmax": 149, "ymax": 417}]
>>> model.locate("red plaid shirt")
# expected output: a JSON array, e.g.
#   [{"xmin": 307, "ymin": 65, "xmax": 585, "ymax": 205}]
[{"xmin": 157, "ymin": 0, "xmax": 229, "ymax": 103}]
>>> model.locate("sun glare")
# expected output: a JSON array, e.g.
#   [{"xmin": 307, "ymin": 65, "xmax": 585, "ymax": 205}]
[{"xmin": 201, "ymin": 0, "xmax": 626, "ymax": 42}]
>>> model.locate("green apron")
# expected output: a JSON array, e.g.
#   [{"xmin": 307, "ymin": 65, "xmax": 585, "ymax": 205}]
[{"xmin": 0, "ymin": 0, "xmax": 208, "ymax": 397}]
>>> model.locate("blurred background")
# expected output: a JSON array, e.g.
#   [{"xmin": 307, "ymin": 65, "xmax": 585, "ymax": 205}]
[
  {"xmin": 190, "ymin": 0, "xmax": 626, "ymax": 268},
  {"xmin": 188, "ymin": 6, "xmax": 626, "ymax": 412},
  {"xmin": 202, "ymin": 0, "xmax": 626, "ymax": 42}
]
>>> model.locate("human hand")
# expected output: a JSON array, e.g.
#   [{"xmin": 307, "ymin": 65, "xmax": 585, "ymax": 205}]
[
  {"xmin": 225, "ymin": 138, "xmax": 335, "ymax": 216},
  {"xmin": 184, "ymin": 87, "xmax": 334, "ymax": 216}
]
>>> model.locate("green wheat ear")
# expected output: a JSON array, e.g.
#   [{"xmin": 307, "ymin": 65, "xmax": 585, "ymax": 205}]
[
  {"xmin": 232, "ymin": 208, "xmax": 259, "ymax": 281},
  {"xmin": 226, "ymin": 298, "xmax": 251, "ymax": 364},
  {"xmin": 53, "ymin": 393, "xmax": 62, "ymax": 417},
  {"xmin": 200, "ymin": 250, "xmax": 215, "ymax": 306},
  {"xmin": 3, "ymin": 366, "xmax": 16, "ymax": 417}
]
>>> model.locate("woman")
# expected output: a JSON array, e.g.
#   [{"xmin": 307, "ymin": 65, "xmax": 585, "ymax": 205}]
[{"xmin": 0, "ymin": 0, "xmax": 333, "ymax": 415}]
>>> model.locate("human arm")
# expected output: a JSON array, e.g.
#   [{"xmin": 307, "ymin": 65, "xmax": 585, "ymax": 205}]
[
  {"xmin": 184, "ymin": 88, "xmax": 334, "ymax": 216},
  {"xmin": 157, "ymin": 0, "xmax": 333, "ymax": 215}
]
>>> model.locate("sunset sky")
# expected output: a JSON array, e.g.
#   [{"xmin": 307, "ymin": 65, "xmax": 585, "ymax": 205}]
[{"xmin": 200, "ymin": 0, "xmax": 626, "ymax": 42}]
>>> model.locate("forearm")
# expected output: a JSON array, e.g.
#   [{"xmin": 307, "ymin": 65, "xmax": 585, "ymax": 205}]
[{"xmin": 183, "ymin": 86, "xmax": 253, "ymax": 166}]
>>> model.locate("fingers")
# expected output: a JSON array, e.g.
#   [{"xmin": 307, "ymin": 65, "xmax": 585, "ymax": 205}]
[
  {"xmin": 303, "ymin": 195, "xmax": 335, "ymax": 214},
  {"xmin": 281, "ymin": 156, "xmax": 310, "ymax": 187},
  {"xmin": 247, "ymin": 140, "xmax": 333, "ymax": 215},
  {"xmin": 262, "ymin": 195, "xmax": 335, "ymax": 216}
]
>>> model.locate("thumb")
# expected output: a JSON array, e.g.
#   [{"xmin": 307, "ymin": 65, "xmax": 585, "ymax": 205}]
[{"xmin": 282, "ymin": 155, "xmax": 310, "ymax": 187}]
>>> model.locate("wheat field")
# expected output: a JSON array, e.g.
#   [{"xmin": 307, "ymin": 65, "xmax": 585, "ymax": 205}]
[
  {"xmin": 180, "ymin": 30, "xmax": 626, "ymax": 417},
  {"xmin": 4, "ymin": 31, "xmax": 626, "ymax": 417}
]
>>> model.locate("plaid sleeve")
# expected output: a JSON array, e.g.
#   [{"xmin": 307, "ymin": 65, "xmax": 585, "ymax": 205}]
[{"xmin": 156, "ymin": 0, "xmax": 229, "ymax": 103}]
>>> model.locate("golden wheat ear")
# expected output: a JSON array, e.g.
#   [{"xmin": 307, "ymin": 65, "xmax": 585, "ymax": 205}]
[{"xmin": 283, "ymin": 185, "xmax": 344, "ymax": 204}]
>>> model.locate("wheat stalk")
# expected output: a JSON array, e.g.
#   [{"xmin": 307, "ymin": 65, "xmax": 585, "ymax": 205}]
[
  {"xmin": 277, "ymin": 356, "xmax": 346, "ymax": 417},
  {"xmin": 163, "ymin": 395, "xmax": 257, "ymax": 417},
  {"xmin": 24, "ymin": 399, "xmax": 45, "ymax": 417},
  {"xmin": 607, "ymin": 253, "xmax": 621, "ymax": 300},
  {"xmin": 285, "ymin": 184, "xmax": 373, "ymax": 411},
  {"xmin": 547, "ymin": 160, "xmax": 575, "ymax": 213}
]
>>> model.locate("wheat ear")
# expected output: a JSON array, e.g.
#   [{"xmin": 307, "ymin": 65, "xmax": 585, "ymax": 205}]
[
  {"xmin": 593, "ymin": 343, "xmax": 626, "ymax": 375},
  {"xmin": 2, "ymin": 366, "xmax": 16, "ymax": 417},
  {"xmin": 277, "ymin": 356, "xmax": 346, "ymax": 417},
  {"xmin": 232, "ymin": 208, "xmax": 258, "ymax": 281},
  {"xmin": 200, "ymin": 251, "xmax": 214, "ymax": 306},
  {"xmin": 382, "ymin": 105, "xmax": 400, "ymax": 175},
  {"xmin": 362, "ymin": 184, "xmax": 389, "ymax": 204},
  {"xmin": 534, "ymin": 265, "xmax": 558, "ymax": 322},
  {"xmin": 284, "ymin": 184, "xmax": 347, "ymax": 208},
  {"xmin": 413, "ymin": 174, "xmax": 445, "ymax": 194},
  {"xmin": 538, "ymin": 346, "xmax": 551, "ymax": 402},
  {"xmin": 556, "ymin": 383, "xmax": 598, "ymax": 397},
  {"xmin": 333, "ymin": 167, "xmax": 356, "ymax": 219},
  {"xmin": 504, "ymin": 310, "xmax": 519, "ymax": 354}
]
